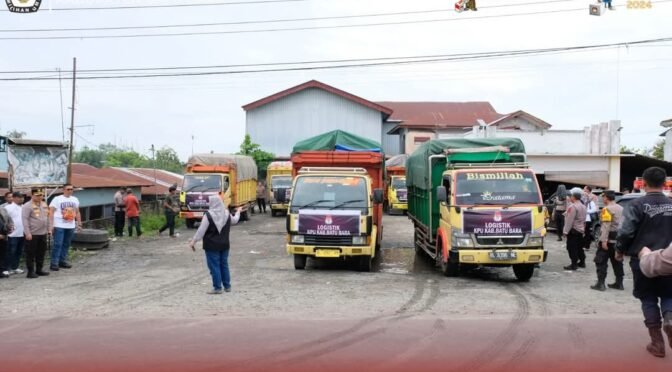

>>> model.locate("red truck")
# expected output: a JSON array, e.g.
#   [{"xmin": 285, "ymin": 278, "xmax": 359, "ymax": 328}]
[{"xmin": 285, "ymin": 131, "xmax": 385, "ymax": 271}]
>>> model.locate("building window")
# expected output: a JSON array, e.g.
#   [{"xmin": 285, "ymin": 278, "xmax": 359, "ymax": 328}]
[{"xmin": 414, "ymin": 136, "xmax": 430, "ymax": 145}]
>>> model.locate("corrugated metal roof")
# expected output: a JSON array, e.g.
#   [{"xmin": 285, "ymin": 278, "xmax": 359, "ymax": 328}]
[
  {"xmin": 378, "ymin": 101, "xmax": 503, "ymax": 128},
  {"xmin": 8, "ymin": 138, "xmax": 67, "ymax": 147},
  {"xmin": 72, "ymin": 163, "xmax": 153, "ymax": 189},
  {"xmin": 242, "ymin": 80, "xmax": 393, "ymax": 117},
  {"xmin": 115, "ymin": 168, "xmax": 184, "ymax": 196},
  {"xmin": 487, "ymin": 110, "xmax": 552, "ymax": 129}
]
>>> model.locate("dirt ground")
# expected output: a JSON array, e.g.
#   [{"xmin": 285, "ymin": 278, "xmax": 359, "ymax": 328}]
[
  {"xmin": 0, "ymin": 213, "xmax": 642, "ymax": 320},
  {"xmin": 2, "ymin": 213, "xmax": 670, "ymax": 371}
]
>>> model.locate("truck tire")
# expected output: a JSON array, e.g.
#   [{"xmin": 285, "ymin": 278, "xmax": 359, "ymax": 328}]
[
  {"xmin": 186, "ymin": 219, "xmax": 196, "ymax": 229},
  {"xmin": 513, "ymin": 264, "xmax": 535, "ymax": 282},
  {"xmin": 294, "ymin": 254, "xmax": 307, "ymax": 270},
  {"xmin": 413, "ymin": 230, "xmax": 424, "ymax": 256},
  {"xmin": 358, "ymin": 255, "xmax": 372, "ymax": 272},
  {"xmin": 438, "ymin": 246, "xmax": 459, "ymax": 277},
  {"xmin": 271, "ymin": 209, "xmax": 278, "ymax": 217},
  {"xmin": 242, "ymin": 209, "xmax": 251, "ymax": 222},
  {"xmin": 72, "ymin": 229, "xmax": 109, "ymax": 244}
]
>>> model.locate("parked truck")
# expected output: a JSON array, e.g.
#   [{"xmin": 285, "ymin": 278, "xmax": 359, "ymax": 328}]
[
  {"xmin": 266, "ymin": 161, "xmax": 293, "ymax": 217},
  {"xmin": 407, "ymin": 138, "xmax": 547, "ymax": 281},
  {"xmin": 384, "ymin": 154, "xmax": 408, "ymax": 215},
  {"xmin": 180, "ymin": 154, "xmax": 257, "ymax": 228},
  {"xmin": 286, "ymin": 130, "xmax": 385, "ymax": 272}
]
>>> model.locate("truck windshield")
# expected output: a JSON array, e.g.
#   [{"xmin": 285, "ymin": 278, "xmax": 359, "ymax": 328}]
[
  {"xmin": 182, "ymin": 174, "xmax": 223, "ymax": 193},
  {"xmin": 391, "ymin": 177, "xmax": 406, "ymax": 190},
  {"xmin": 290, "ymin": 176, "xmax": 368, "ymax": 214},
  {"xmin": 271, "ymin": 175, "xmax": 292, "ymax": 189},
  {"xmin": 454, "ymin": 171, "xmax": 541, "ymax": 206}
]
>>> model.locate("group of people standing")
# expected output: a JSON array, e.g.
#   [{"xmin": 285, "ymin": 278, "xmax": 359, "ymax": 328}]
[
  {"xmin": 554, "ymin": 167, "xmax": 672, "ymax": 358},
  {"xmin": 0, "ymin": 184, "xmax": 82, "ymax": 279},
  {"xmin": 113, "ymin": 186, "xmax": 142, "ymax": 238}
]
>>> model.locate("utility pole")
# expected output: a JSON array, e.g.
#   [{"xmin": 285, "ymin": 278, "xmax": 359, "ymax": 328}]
[
  {"xmin": 151, "ymin": 144, "xmax": 157, "ymax": 200},
  {"xmin": 67, "ymin": 57, "xmax": 77, "ymax": 185}
]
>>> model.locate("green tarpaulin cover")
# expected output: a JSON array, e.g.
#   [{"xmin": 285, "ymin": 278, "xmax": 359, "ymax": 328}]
[
  {"xmin": 406, "ymin": 138, "xmax": 526, "ymax": 190},
  {"xmin": 292, "ymin": 130, "xmax": 382, "ymax": 153}
]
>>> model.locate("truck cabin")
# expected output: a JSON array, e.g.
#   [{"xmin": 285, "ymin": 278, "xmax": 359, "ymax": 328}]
[
  {"xmin": 290, "ymin": 170, "xmax": 371, "ymax": 215},
  {"xmin": 442, "ymin": 170, "xmax": 542, "ymax": 207},
  {"xmin": 390, "ymin": 176, "xmax": 406, "ymax": 190}
]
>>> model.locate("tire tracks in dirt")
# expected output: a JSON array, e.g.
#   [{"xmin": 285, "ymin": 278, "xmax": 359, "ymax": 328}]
[
  {"xmin": 226, "ymin": 276, "xmax": 442, "ymax": 372},
  {"xmin": 449, "ymin": 283, "xmax": 531, "ymax": 372}
]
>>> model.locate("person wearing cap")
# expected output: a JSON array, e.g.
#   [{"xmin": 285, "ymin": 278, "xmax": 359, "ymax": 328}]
[
  {"xmin": 5, "ymin": 191, "xmax": 26, "ymax": 275},
  {"xmin": 591, "ymin": 190, "xmax": 624, "ymax": 291},
  {"xmin": 563, "ymin": 188, "xmax": 587, "ymax": 271},
  {"xmin": 49, "ymin": 183, "xmax": 82, "ymax": 271},
  {"xmin": 159, "ymin": 185, "xmax": 179, "ymax": 238},
  {"xmin": 22, "ymin": 188, "xmax": 50, "ymax": 278},
  {"xmin": 125, "ymin": 188, "xmax": 142, "ymax": 238}
]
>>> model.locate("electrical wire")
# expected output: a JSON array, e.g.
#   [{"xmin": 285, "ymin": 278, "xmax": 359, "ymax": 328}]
[
  {"xmin": 0, "ymin": 0, "xmax": 576, "ymax": 33},
  {"xmin": 0, "ymin": 0, "xmax": 307, "ymax": 12},
  {"xmin": 3, "ymin": 1, "xmax": 668, "ymax": 41},
  {"xmin": 1, "ymin": 36, "xmax": 670, "ymax": 81}
]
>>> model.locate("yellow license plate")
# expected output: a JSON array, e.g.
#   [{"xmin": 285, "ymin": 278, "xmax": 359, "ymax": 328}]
[{"xmin": 316, "ymin": 249, "xmax": 340, "ymax": 258}]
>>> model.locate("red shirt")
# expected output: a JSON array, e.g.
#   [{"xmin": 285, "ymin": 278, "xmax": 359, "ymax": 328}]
[{"xmin": 125, "ymin": 194, "xmax": 140, "ymax": 217}]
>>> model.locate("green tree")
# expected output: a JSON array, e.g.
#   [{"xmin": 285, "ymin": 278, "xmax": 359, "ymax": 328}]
[
  {"xmin": 6, "ymin": 129, "xmax": 26, "ymax": 139},
  {"xmin": 154, "ymin": 146, "xmax": 183, "ymax": 174},
  {"xmin": 237, "ymin": 134, "xmax": 275, "ymax": 179},
  {"xmin": 652, "ymin": 139, "xmax": 665, "ymax": 160},
  {"xmin": 74, "ymin": 146, "xmax": 106, "ymax": 167},
  {"xmin": 106, "ymin": 150, "xmax": 150, "ymax": 168}
]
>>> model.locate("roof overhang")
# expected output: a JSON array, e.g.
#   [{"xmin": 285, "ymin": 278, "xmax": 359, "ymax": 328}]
[{"xmin": 242, "ymin": 80, "xmax": 393, "ymax": 119}]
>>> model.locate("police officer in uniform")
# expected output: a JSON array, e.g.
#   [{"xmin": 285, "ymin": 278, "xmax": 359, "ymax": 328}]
[
  {"xmin": 591, "ymin": 190, "xmax": 624, "ymax": 291},
  {"xmin": 617, "ymin": 167, "xmax": 672, "ymax": 358}
]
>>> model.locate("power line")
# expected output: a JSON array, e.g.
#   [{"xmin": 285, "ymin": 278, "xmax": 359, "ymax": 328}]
[
  {"xmin": 0, "ymin": 1, "xmax": 575, "ymax": 33},
  {"xmin": 0, "ymin": 46, "xmax": 604, "ymax": 75},
  {"xmin": 3, "ymin": 2, "xmax": 666, "ymax": 41},
  {"xmin": 0, "ymin": 0, "xmax": 306, "ymax": 12},
  {"xmin": 1, "ymin": 36, "xmax": 670, "ymax": 81}
]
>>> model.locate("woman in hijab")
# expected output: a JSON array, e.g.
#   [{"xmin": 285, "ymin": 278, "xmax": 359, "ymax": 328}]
[
  {"xmin": 554, "ymin": 185, "xmax": 568, "ymax": 242},
  {"xmin": 189, "ymin": 195, "xmax": 242, "ymax": 294}
]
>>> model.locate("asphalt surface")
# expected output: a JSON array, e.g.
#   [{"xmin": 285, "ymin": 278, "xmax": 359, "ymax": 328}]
[{"xmin": 0, "ymin": 212, "xmax": 670, "ymax": 371}]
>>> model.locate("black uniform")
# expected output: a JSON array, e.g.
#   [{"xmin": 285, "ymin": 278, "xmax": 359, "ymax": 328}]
[{"xmin": 617, "ymin": 192, "xmax": 672, "ymax": 328}]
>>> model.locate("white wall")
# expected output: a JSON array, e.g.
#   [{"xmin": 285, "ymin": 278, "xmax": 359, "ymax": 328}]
[
  {"xmin": 665, "ymin": 130, "xmax": 672, "ymax": 162},
  {"xmin": 246, "ymin": 88, "xmax": 384, "ymax": 157}
]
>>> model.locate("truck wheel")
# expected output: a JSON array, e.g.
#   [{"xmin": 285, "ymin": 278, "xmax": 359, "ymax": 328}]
[
  {"xmin": 242, "ymin": 210, "xmax": 251, "ymax": 221},
  {"xmin": 271, "ymin": 209, "xmax": 277, "ymax": 217},
  {"xmin": 186, "ymin": 219, "xmax": 196, "ymax": 229},
  {"xmin": 513, "ymin": 264, "xmax": 535, "ymax": 282},
  {"xmin": 438, "ymin": 248, "xmax": 459, "ymax": 277},
  {"xmin": 358, "ymin": 255, "xmax": 372, "ymax": 272},
  {"xmin": 294, "ymin": 255, "xmax": 307, "ymax": 270}
]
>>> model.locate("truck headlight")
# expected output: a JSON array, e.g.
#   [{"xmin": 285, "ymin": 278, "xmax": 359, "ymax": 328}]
[
  {"xmin": 352, "ymin": 236, "xmax": 366, "ymax": 245},
  {"xmin": 451, "ymin": 233, "xmax": 473, "ymax": 248},
  {"xmin": 291, "ymin": 235, "xmax": 304, "ymax": 244},
  {"xmin": 528, "ymin": 236, "xmax": 543, "ymax": 246}
]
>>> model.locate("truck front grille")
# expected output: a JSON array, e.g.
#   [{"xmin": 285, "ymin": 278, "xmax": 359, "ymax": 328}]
[
  {"xmin": 476, "ymin": 237, "xmax": 525, "ymax": 246},
  {"xmin": 304, "ymin": 235, "xmax": 353, "ymax": 247}
]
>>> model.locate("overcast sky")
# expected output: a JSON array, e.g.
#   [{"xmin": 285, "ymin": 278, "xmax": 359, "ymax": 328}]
[{"xmin": 1, "ymin": 0, "xmax": 671, "ymax": 161}]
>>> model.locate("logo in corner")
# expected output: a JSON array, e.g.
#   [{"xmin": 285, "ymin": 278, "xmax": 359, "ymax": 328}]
[
  {"xmin": 493, "ymin": 211, "xmax": 502, "ymax": 222},
  {"xmin": 325, "ymin": 215, "xmax": 333, "ymax": 225},
  {"xmin": 5, "ymin": 0, "xmax": 41, "ymax": 13}
]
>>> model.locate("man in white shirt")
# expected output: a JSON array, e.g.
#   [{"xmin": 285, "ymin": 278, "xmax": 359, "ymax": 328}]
[
  {"xmin": 49, "ymin": 184, "xmax": 82, "ymax": 271},
  {"xmin": 5, "ymin": 192, "xmax": 25, "ymax": 275}
]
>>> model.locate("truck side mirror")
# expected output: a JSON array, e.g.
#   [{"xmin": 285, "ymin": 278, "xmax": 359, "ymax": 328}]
[
  {"xmin": 373, "ymin": 189, "xmax": 384, "ymax": 204},
  {"xmin": 437, "ymin": 186, "xmax": 448, "ymax": 203}
]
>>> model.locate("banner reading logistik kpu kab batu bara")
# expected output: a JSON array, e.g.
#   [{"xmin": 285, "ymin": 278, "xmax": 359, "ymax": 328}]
[
  {"xmin": 298, "ymin": 210, "xmax": 360, "ymax": 236},
  {"xmin": 462, "ymin": 210, "xmax": 532, "ymax": 235}
]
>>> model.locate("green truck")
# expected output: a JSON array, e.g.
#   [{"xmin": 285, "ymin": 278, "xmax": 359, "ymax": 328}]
[{"xmin": 407, "ymin": 138, "xmax": 548, "ymax": 281}]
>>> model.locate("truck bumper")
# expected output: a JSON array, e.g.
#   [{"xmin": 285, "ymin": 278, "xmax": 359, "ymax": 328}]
[
  {"xmin": 450, "ymin": 249, "xmax": 547, "ymax": 265},
  {"xmin": 287, "ymin": 244, "xmax": 373, "ymax": 257},
  {"xmin": 271, "ymin": 203, "xmax": 288, "ymax": 210},
  {"xmin": 180, "ymin": 211, "xmax": 204, "ymax": 220},
  {"xmin": 391, "ymin": 203, "xmax": 407, "ymax": 210}
]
